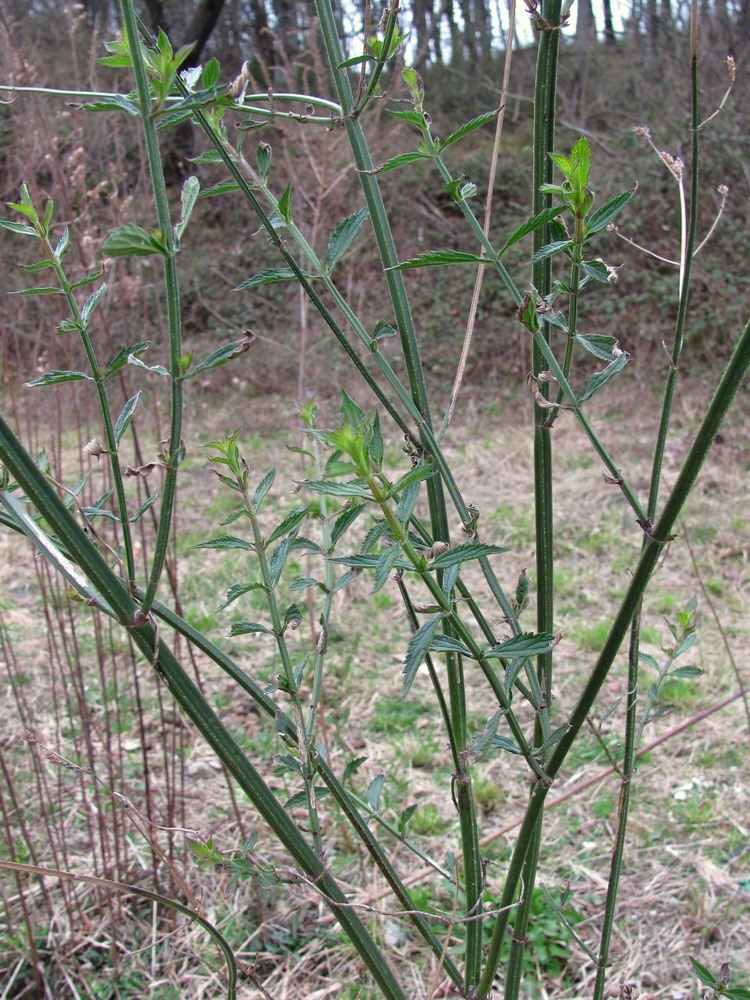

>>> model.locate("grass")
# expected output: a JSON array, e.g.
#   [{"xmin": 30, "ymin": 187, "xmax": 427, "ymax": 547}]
[{"xmin": 1, "ymin": 380, "xmax": 748, "ymax": 997}]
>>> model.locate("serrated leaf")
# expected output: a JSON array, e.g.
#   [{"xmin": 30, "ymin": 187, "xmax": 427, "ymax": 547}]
[
  {"xmin": 282, "ymin": 603, "xmax": 303, "ymax": 630},
  {"xmin": 269, "ymin": 532, "xmax": 295, "ymax": 588},
  {"xmin": 398, "ymin": 804, "xmax": 418, "ymax": 835},
  {"xmin": 372, "ymin": 545, "xmax": 401, "ymax": 594},
  {"xmin": 724, "ymin": 988, "xmax": 750, "ymax": 999},
  {"xmin": 397, "ymin": 481, "xmax": 421, "ymax": 528},
  {"xmin": 391, "ymin": 461, "xmax": 434, "ymax": 497},
  {"xmin": 104, "ymin": 341, "xmax": 150, "ymax": 378},
  {"xmin": 430, "ymin": 541, "xmax": 508, "ymax": 570},
  {"xmin": 214, "ymin": 583, "xmax": 265, "ymax": 614},
  {"xmin": 189, "ymin": 535, "xmax": 254, "ymax": 552},
  {"xmin": 402, "ymin": 616, "xmax": 445, "ymax": 696},
  {"xmin": 103, "ymin": 223, "xmax": 168, "ymax": 257},
  {"xmin": 486, "ymin": 632, "xmax": 556, "ymax": 660},
  {"xmin": 81, "ymin": 283, "xmax": 106, "ymax": 326},
  {"xmin": 198, "ymin": 180, "xmax": 242, "ymax": 199},
  {"xmin": 298, "ymin": 479, "xmax": 374, "ymax": 499},
  {"xmin": 331, "ymin": 502, "xmax": 365, "ymax": 546},
  {"xmin": 129, "ymin": 493, "xmax": 158, "ymax": 522},
  {"xmin": 441, "ymin": 107, "xmax": 499, "ymax": 150},
  {"xmin": 71, "ymin": 267, "xmax": 105, "ymax": 290},
  {"xmin": 579, "ymin": 351, "xmax": 629, "ymax": 402},
  {"xmin": 289, "ymin": 577, "xmax": 319, "ymax": 592},
  {"xmin": 372, "ymin": 320, "xmax": 397, "ymax": 342},
  {"xmin": 370, "ymin": 412, "xmax": 384, "ymax": 469},
  {"xmin": 367, "ymin": 773, "xmax": 386, "ymax": 811},
  {"xmin": 251, "ymin": 468, "xmax": 276, "ymax": 510},
  {"xmin": 20, "ymin": 258, "xmax": 55, "ymax": 272},
  {"xmin": 472, "ymin": 710, "xmax": 503, "ymax": 755},
  {"xmin": 534, "ymin": 723, "xmax": 571, "ymax": 756},
  {"xmin": 639, "ymin": 652, "xmax": 660, "ymax": 670},
  {"xmin": 689, "ymin": 957, "xmax": 717, "ymax": 988},
  {"xmin": 361, "ymin": 519, "xmax": 388, "ymax": 554},
  {"xmin": 442, "ymin": 564, "xmax": 460, "ymax": 599},
  {"xmin": 584, "ymin": 188, "xmax": 635, "ymax": 238},
  {"xmin": 114, "ymin": 392, "xmax": 140, "ymax": 444},
  {"xmin": 580, "ymin": 259, "xmax": 613, "ymax": 283},
  {"xmin": 191, "ymin": 149, "xmax": 224, "ymax": 164},
  {"xmin": 388, "ymin": 249, "xmax": 485, "ymax": 271},
  {"xmin": 650, "ymin": 703, "xmax": 675, "ymax": 722},
  {"xmin": 25, "ymin": 370, "xmax": 93, "ymax": 387},
  {"xmin": 429, "ymin": 634, "xmax": 472, "ymax": 656},
  {"xmin": 343, "ymin": 756, "xmax": 368, "ymax": 782},
  {"xmin": 387, "ymin": 109, "xmax": 428, "ymax": 128},
  {"xmin": 675, "ymin": 633, "xmax": 698, "ymax": 657},
  {"xmin": 186, "ymin": 335, "xmax": 254, "ymax": 378},
  {"xmin": 671, "ymin": 664, "xmax": 702, "ymax": 679},
  {"xmin": 531, "ymin": 239, "xmax": 573, "ymax": 263},
  {"xmin": 57, "ymin": 318, "xmax": 81, "ymax": 335},
  {"xmin": 268, "ymin": 506, "xmax": 310, "ymax": 544},
  {"xmin": 499, "ymin": 205, "xmax": 565, "ymax": 255},
  {"xmin": 326, "ymin": 206, "xmax": 369, "ymax": 269},
  {"xmin": 365, "ymin": 151, "xmax": 430, "ymax": 174},
  {"xmin": 233, "ymin": 267, "xmax": 297, "ymax": 291},
  {"xmin": 278, "ymin": 182, "xmax": 293, "ymax": 222},
  {"xmin": 228, "ymin": 621, "xmax": 273, "ymax": 636},
  {"xmin": 574, "ymin": 333, "xmax": 621, "ymax": 361},
  {"xmin": 490, "ymin": 735, "xmax": 522, "ymax": 754},
  {"xmin": 83, "ymin": 94, "xmax": 139, "ymax": 115}
]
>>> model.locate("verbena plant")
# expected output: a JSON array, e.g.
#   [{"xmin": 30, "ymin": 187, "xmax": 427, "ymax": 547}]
[{"xmin": 1, "ymin": 0, "xmax": 749, "ymax": 997}]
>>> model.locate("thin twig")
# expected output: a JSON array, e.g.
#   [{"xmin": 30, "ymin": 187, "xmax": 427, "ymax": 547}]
[
  {"xmin": 439, "ymin": 0, "xmax": 516, "ymax": 440},
  {"xmin": 680, "ymin": 517, "xmax": 750, "ymax": 736}
]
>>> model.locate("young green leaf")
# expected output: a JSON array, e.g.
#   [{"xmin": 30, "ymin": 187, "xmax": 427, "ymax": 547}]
[
  {"xmin": 104, "ymin": 341, "xmax": 150, "ymax": 378},
  {"xmin": 499, "ymin": 206, "xmax": 566, "ymax": 255},
  {"xmin": 366, "ymin": 773, "xmax": 386, "ymax": 811},
  {"xmin": 81, "ymin": 284, "xmax": 107, "ymax": 327},
  {"xmin": 83, "ymin": 95, "xmax": 139, "ymax": 116},
  {"xmin": 386, "ymin": 109, "xmax": 428, "ymax": 128},
  {"xmin": 429, "ymin": 541, "xmax": 508, "ymax": 570},
  {"xmin": 103, "ymin": 224, "xmax": 169, "ymax": 257},
  {"xmin": 268, "ymin": 531, "xmax": 296, "ymax": 588},
  {"xmin": 25, "ymin": 370, "xmax": 93, "ymax": 387},
  {"xmin": 268, "ymin": 506, "xmax": 310, "ymax": 544},
  {"xmin": 253, "ymin": 468, "xmax": 276, "ymax": 510},
  {"xmin": 579, "ymin": 351, "xmax": 629, "ymax": 402},
  {"xmin": 326, "ymin": 206, "xmax": 369, "ymax": 270},
  {"xmin": 277, "ymin": 182, "xmax": 293, "ymax": 222},
  {"xmin": 372, "ymin": 545, "xmax": 401, "ymax": 594},
  {"xmin": 364, "ymin": 151, "xmax": 430, "ymax": 175},
  {"xmin": 531, "ymin": 239, "xmax": 573, "ymax": 263},
  {"xmin": 331, "ymin": 502, "xmax": 365, "ymax": 546},
  {"xmin": 114, "ymin": 392, "xmax": 141, "ymax": 444},
  {"xmin": 574, "ymin": 333, "xmax": 621, "ymax": 361},
  {"xmin": 441, "ymin": 108, "xmax": 500, "ymax": 150},
  {"xmin": 584, "ymin": 188, "xmax": 635, "ymax": 238},
  {"xmin": 233, "ymin": 267, "xmax": 298, "ymax": 291},
  {"xmin": 214, "ymin": 582, "xmax": 266, "ymax": 613},
  {"xmin": 387, "ymin": 249, "xmax": 485, "ymax": 271},
  {"xmin": 173, "ymin": 175, "xmax": 200, "ymax": 243},
  {"xmin": 228, "ymin": 621, "xmax": 273, "ymax": 636},
  {"xmin": 128, "ymin": 494, "xmax": 159, "ymax": 522},
  {"xmin": 189, "ymin": 535, "xmax": 254, "ymax": 551},
  {"xmin": 187, "ymin": 335, "xmax": 254, "ymax": 378},
  {"xmin": 485, "ymin": 632, "xmax": 556, "ymax": 660},
  {"xmin": 689, "ymin": 957, "xmax": 718, "ymax": 989},
  {"xmin": 298, "ymin": 479, "xmax": 374, "ymax": 499},
  {"xmin": 402, "ymin": 615, "xmax": 445, "ymax": 696},
  {"xmin": 471, "ymin": 711, "xmax": 503, "ymax": 755},
  {"xmin": 0, "ymin": 219, "xmax": 38, "ymax": 237},
  {"xmin": 343, "ymin": 756, "xmax": 368, "ymax": 783},
  {"xmin": 429, "ymin": 634, "xmax": 472, "ymax": 656}
]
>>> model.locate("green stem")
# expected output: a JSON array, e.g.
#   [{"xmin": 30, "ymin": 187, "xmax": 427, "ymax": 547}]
[
  {"xmin": 38, "ymin": 231, "xmax": 137, "ymax": 587},
  {"xmin": 593, "ymin": 13, "xmax": 702, "ymax": 995},
  {"xmin": 121, "ymin": 0, "xmax": 183, "ymax": 615}
]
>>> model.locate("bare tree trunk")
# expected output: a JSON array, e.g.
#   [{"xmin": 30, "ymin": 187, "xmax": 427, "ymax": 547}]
[{"xmin": 602, "ymin": 0, "xmax": 616, "ymax": 44}]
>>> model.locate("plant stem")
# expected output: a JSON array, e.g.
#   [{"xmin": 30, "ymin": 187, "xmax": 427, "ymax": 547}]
[
  {"xmin": 120, "ymin": 0, "xmax": 183, "ymax": 615},
  {"xmin": 500, "ymin": 1, "xmax": 562, "ymax": 993},
  {"xmin": 594, "ymin": 8, "xmax": 701, "ymax": 993},
  {"xmin": 477, "ymin": 301, "xmax": 750, "ymax": 998}
]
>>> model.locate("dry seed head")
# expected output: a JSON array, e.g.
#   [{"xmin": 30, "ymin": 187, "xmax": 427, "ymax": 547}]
[
  {"xmin": 718, "ymin": 183, "xmax": 729, "ymax": 197},
  {"xmin": 632, "ymin": 125, "xmax": 651, "ymax": 140},
  {"xmin": 427, "ymin": 541, "xmax": 449, "ymax": 560},
  {"xmin": 727, "ymin": 54, "xmax": 736, "ymax": 83},
  {"xmin": 83, "ymin": 438, "xmax": 105, "ymax": 461}
]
